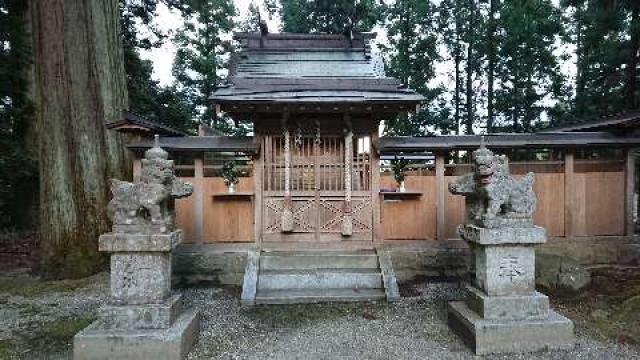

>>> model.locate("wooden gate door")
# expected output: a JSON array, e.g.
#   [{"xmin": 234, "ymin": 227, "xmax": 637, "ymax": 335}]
[{"xmin": 262, "ymin": 134, "xmax": 373, "ymax": 242}]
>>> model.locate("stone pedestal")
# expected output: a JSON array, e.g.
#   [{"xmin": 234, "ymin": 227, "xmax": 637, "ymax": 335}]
[
  {"xmin": 74, "ymin": 231, "xmax": 199, "ymax": 360},
  {"xmin": 448, "ymin": 225, "xmax": 574, "ymax": 355}
]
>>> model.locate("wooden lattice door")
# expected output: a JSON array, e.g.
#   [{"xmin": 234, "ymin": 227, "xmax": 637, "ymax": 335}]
[{"xmin": 262, "ymin": 134, "xmax": 373, "ymax": 242}]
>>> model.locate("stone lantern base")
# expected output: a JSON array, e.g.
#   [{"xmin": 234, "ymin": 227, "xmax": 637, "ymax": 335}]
[{"xmin": 448, "ymin": 225, "xmax": 574, "ymax": 355}]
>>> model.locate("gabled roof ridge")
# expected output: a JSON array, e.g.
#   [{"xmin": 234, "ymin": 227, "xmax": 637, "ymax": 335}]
[{"xmin": 234, "ymin": 32, "xmax": 376, "ymax": 41}]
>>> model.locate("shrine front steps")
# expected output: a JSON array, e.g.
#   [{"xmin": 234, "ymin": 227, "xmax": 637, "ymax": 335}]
[{"xmin": 243, "ymin": 250, "xmax": 398, "ymax": 305}]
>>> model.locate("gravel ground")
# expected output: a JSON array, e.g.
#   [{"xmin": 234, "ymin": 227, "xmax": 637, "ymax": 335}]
[
  {"xmin": 1, "ymin": 273, "xmax": 639, "ymax": 359},
  {"xmin": 183, "ymin": 282, "xmax": 640, "ymax": 360},
  {"xmin": 0, "ymin": 271, "xmax": 109, "ymax": 359}
]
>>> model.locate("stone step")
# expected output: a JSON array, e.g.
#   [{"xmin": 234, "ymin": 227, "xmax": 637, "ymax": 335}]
[
  {"xmin": 255, "ymin": 288, "xmax": 386, "ymax": 304},
  {"xmin": 257, "ymin": 269, "xmax": 383, "ymax": 290},
  {"xmin": 260, "ymin": 250, "xmax": 378, "ymax": 271}
]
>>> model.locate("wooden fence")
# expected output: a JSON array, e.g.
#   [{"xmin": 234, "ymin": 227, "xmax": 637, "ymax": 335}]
[
  {"xmin": 380, "ymin": 160, "xmax": 625, "ymax": 240},
  {"xmin": 173, "ymin": 159, "xmax": 628, "ymax": 243}
]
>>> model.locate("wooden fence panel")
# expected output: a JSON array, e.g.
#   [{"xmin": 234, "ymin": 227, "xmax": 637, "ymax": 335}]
[
  {"xmin": 533, "ymin": 173, "xmax": 565, "ymax": 237},
  {"xmin": 202, "ymin": 177, "xmax": 255, "ymax": 242},
  {"xmin": 574, "ymin": 171, "xmax": 625, "ymax": 236},
  {"xmin": 175, "ymin": 177, "xmax": 196, "ymax": 243},
  {"xmin": 444, "ymin": 175, "xmax": 466, "ymax": 239},
  {"xmin": 381, "ymin": 169, "xmax": 624, "ymax": 240},
  {"xmin": 380, "ymin": 175, "xmax": 437, "ymax": 240}
]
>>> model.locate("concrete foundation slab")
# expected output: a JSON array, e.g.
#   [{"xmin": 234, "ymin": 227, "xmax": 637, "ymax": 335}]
[
  {"xmin": 74, "ymin": 309, "xmax": 199, "ymax": 360},
  {"xmin": 448, "ymin": 301, "xmax": 574, "ymax": 355}
]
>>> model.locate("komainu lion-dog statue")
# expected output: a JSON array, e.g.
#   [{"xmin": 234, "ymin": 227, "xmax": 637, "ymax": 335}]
[
  {"xmin": 107, "ymin": 135, "xmax": 193, "ymax": 234},
  {"xmin": 448, "ymin": 140, "xmax": 537, "ymax": 230}
]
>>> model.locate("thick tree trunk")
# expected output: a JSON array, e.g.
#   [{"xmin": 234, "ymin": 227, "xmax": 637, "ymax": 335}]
[{"xmin": 30, "ymin": 0, "xmax": 131, "ymax": 279}]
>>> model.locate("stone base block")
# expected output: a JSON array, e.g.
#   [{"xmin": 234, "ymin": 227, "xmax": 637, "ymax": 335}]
[
  {"xmin": 473, "ymin": 245, "xmax": 535, "ymax": 296},
  {"xmin": 461, "ymin": 224, "xmax": 546, "ymax": 245},
  {"xmin": 466, "ymin": 286, "xmax": 549, "ymax": 321},
  {"xmin": 448, "ymin": 301, "xmax": 574, "ymax": 355},
  {"xmin": 111, "ymin": 253, "xmax": 172, "ymax": 305},
  {"xmin": 99, "ymin": 294, "xmax": 183, "ymax": 329},
  {"xmin": 74, "ymin": 309, "xmax": 199, "ymax": 360},
  {"xmin": 99, "ymin": 231, "xmax": 182, "ymax": 252}
]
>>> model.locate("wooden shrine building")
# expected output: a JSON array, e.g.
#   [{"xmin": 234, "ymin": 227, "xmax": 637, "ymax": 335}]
[
  {"xmin": 212, "ymin": 32, "xmax": 422, "ymax": 246},
  {"xmin": 121, "ymin": 33, "xmax": 640, "ymax": 304}
]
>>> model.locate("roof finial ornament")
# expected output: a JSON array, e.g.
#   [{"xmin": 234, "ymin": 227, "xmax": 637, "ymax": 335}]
[
  {"xmin": 154, "ymin": 134, "xmax": 160, "ymax": 148},
  {"xmin": 480, "ymin": 135, "xmax": 486, "ymax": 149}
]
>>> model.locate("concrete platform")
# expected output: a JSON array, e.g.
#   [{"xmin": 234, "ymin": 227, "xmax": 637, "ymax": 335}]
[
  {"xmin": 73, "ymin": 309, "xmax": 199, "ymax": 360},
  {"xmin": 448, "ymin": 301, "xmax": 574, "ymax": 355}
]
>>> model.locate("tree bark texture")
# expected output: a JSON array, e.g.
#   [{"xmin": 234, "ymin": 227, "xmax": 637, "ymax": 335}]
[{"xmin": 30, "ymin": 0, "xmax": 131, "ymax": 279}]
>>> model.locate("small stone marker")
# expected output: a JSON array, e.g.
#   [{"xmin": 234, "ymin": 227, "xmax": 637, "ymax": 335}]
[
  {"xmin": 74, "ymin": 135, "xmax": 199, "ymax": 360},
  {"xmin": 447, "ymin": 142, "xmax": 574, "ymax": 355}
]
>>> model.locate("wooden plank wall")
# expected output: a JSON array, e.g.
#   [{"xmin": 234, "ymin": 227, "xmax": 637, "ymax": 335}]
[
  {"xmin": 381, "ymin": 162, "xmax": 625, "ymax": 240},
  {"xmin": 174, "ymin": 162, "xmax": 625, "ymax": 243},
  {"xmin": 380, "ymin": 176, "xmax": 437, "ymax": 240},
  {"xmin": 176, "ymin": 177, "xmax": 255, "ymax": 243},
  {"xmin": 573, "ymin": 170, "xmax": 625, "ymax": 236}
]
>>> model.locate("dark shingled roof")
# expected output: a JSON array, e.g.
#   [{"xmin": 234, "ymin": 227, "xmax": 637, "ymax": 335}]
[
  {"xmin": 539, "ymin": 112, "xmax": 640, "ymax": 133},
  {"xmin": 211, "ymin": 33, "xmax": 423, "ymax": 108},
  {"xmin": 376, "ymin": 132, "xmax": 640, "ymax": 152},
  {"xmin": 106, "ymin": 111, "xmax": 189, "ymax": 137},
  {"xmin": 129, "ymin": 136, "xmax": 259, "ymax": 154}
]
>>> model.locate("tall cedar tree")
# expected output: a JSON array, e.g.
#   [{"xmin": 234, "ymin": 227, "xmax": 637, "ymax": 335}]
[
  {"xmin": 279, "ymin": 0, "xmax": 382, "ymax": 34},
  {"xmin": 493, "ymin": 0, "xmax": 564, "ymax": 132},
  {"xmin": 172, "ymin": 0, "xmax": 248, "ymax": 134},
  {"xmin": 30, "ymin": 0, "xmax": 131, "ymax": 278},
  {"xmin": 438, "ymin": 0, "xmax": 465, "ymax": 134},
  {"xmin": 382, "ymin": 0, "xmax": 445, "ymax": 136},
  {"xmin": 486, "ymin": 0, "xmax": 497, "ymax": 132},
  {"xmin": 120, "ymin": 0, "xmax": 194, "ymax": 132},
  {"xmin": 562, "ymin": 0, "xmax": 640, "ymax": 121}
]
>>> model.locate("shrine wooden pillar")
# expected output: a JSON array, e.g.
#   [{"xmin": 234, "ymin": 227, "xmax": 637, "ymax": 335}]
[
  {"xmin": 280, "ymin": 110, "xmax": 294, "ymax": 232},
  {"xmin": 371, "ymin": 131, "xmax": 382, "ymax": 244},
  {"xmin": 253, "ymin": 134, "xmax": 264, "ymax": 246},
  {"xmin": 193, "ymin": 152, "xmax": 205, "ymax": 243},
  {"xmin": 342, "ymin": 113, "xmax": 353, "ymax": 236},
  {"xmin": 133, "ymin": 157, "xmax": 142, "ymax": 181},
  {"xmin": 435, "ymin": 152, "xmax": 446, "ymax": 241},
  {"xmin": 564, "ymin": 150, "xmax": 575, "ymax": 238},
  {"xmin": 625, "ymin": 149, "xmax": 637, "ymax": 236}
]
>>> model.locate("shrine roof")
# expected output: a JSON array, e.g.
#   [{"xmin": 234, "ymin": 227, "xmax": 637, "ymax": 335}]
[
  {"xmin": 376, "ymin": 132, "xmax": 640, "ymax": 152},
  {"xmin": 106, "ymin": 111, "xmax": 189, "ymax": 137},
  {"xmin": 538, "ymin": 111, "xmax": 640, "ymax": 133},
  {"xmin": 128, "ymin": 136, "xmax": 258, "ymax": 154},
  {"xmin": 211, "ymin": 32, "xmax": 423, "ymax": 111}
]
